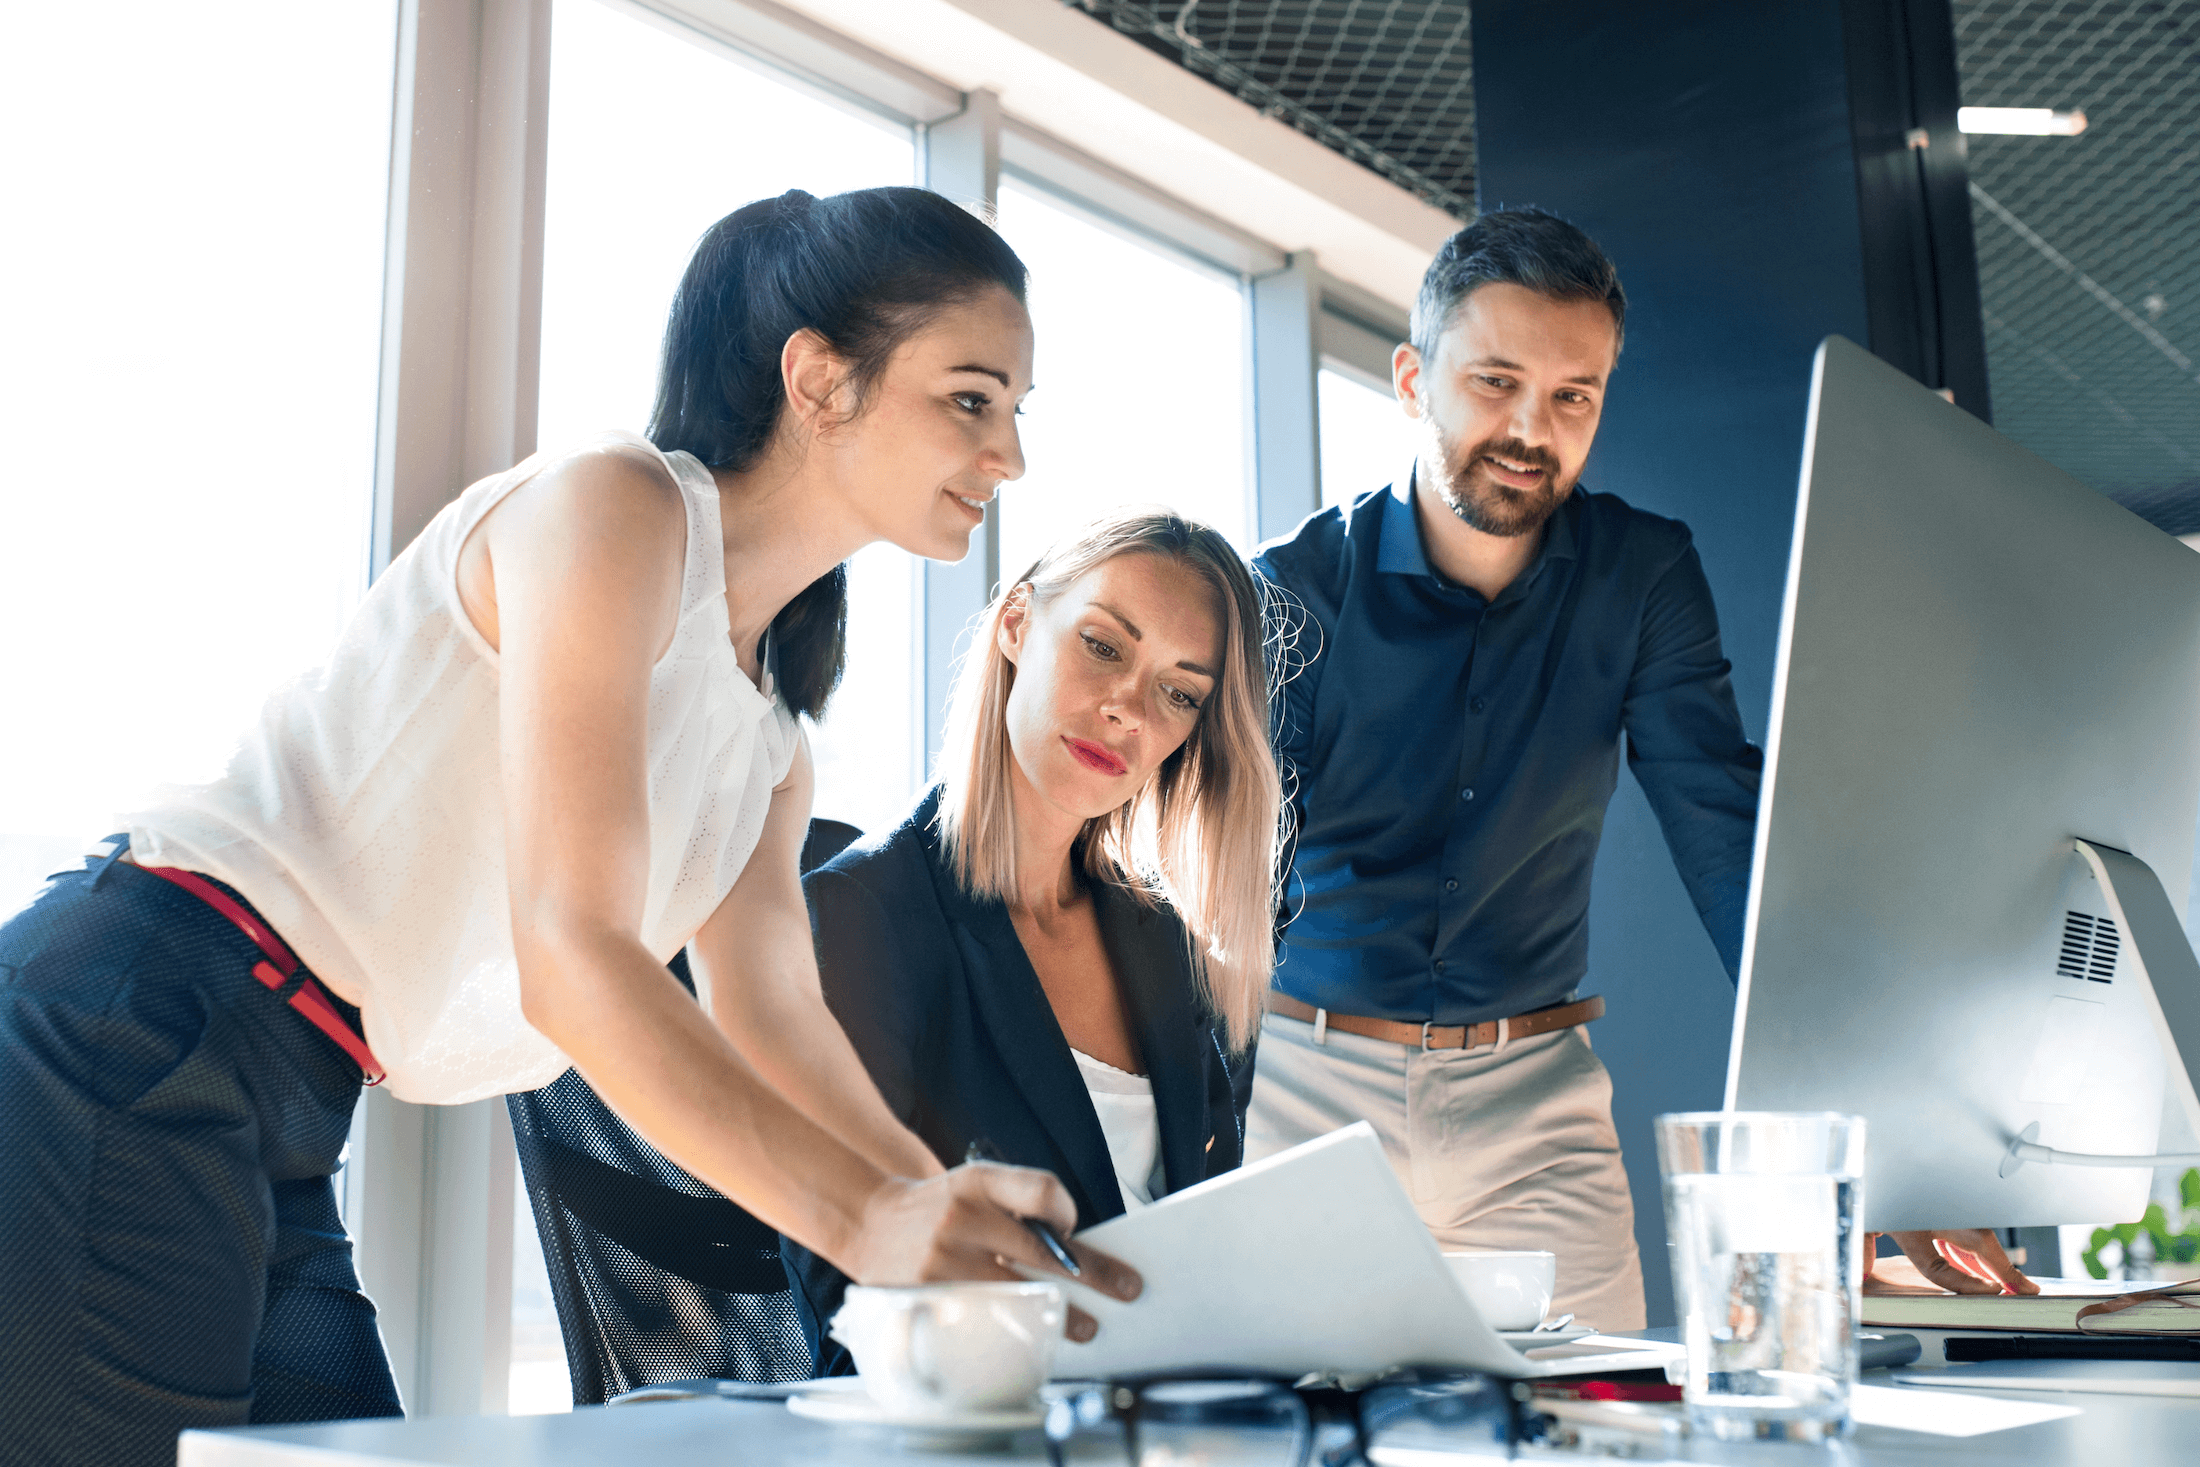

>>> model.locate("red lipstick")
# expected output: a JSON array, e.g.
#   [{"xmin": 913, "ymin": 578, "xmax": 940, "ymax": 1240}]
[{"xmin": 1064, "ymin": 737, "xmax": 1128, "ymax": 777}]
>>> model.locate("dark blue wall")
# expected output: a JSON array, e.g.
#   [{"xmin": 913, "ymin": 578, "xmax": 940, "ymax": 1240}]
[{"xmin": 1470, "ymin": 0, "xmax": 1977, "ymax": 1325}]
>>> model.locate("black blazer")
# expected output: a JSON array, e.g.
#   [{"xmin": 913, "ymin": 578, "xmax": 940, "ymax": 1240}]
[{"xmin": 783, "ymin": 786, "xmax": 1255, "ymax": 1372}]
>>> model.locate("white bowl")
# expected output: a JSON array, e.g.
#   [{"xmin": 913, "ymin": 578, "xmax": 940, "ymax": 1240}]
[{"xmin": 1443, "ymin": 1250, "xmax": 1557, "ymax": 1331}]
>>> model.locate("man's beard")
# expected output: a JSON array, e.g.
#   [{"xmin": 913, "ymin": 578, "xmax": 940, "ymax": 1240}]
[{"xmin": 1426, "ymin": 423, "xmax": 1575, "ymax": 539}]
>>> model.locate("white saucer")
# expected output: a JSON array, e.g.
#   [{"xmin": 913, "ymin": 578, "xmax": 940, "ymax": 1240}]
[
  {"xmin": 786, "ymin": 1379, "xmax": 1046, "ymax": 1444},
  {"xmin": 1500, "ymin": 1325, "xmax": 1595, "ymax": 1346}
]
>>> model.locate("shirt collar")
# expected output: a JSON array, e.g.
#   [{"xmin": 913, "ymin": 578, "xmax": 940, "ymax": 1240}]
[{"xmin": 1377, "ymin": 460, "xmax": 1585, "ymax": 599}]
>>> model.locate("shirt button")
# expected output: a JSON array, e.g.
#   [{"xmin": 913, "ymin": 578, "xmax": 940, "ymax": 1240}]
[
  {"xmin": 1444, "ymin": 878, "xmax": 1460, "ymax": 893},
  {"xmin": 1470, "ymin": 697, "xmax": 1487, "ymax": 714},
  {"xmin": 1433, "ymin": 959, "xmax": 1447, "ymax": 973},
  {"xmin": 1459, "ymin": 787, "xmax": 1475, "ymax": 802}
]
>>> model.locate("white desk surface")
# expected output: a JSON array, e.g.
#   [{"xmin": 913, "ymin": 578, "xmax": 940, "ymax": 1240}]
[{"xmin": 179, "ymin": 1363, "xmax": 2200, "ymax": 1466}]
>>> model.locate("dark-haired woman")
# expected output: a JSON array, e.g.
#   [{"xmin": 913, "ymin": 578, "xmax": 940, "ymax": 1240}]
[{"xmin": 0, "ymin": 187, "xmax": 1134, "ymax": 1467}]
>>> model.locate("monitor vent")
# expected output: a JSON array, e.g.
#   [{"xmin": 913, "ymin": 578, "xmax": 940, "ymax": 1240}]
[{"xmin": 2056, "ymin": 912, "xmax": 2118, "ymax": 983}]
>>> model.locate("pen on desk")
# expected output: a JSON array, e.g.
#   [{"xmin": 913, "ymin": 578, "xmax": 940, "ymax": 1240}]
[{"xmin": 963, "ymin": 1139, "xmax": 1083, "ymax": 1279}]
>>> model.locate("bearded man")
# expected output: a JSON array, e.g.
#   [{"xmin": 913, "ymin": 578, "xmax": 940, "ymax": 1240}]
[{"xmin": 1246, "ymin": 208, "xmax": 1762, "ymax": 1331}]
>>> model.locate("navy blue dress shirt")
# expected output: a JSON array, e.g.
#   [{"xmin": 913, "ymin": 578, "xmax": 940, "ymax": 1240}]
[{"xmin": 1255, "ymin": 470, "xmax": 1762, "ymax": 1025}]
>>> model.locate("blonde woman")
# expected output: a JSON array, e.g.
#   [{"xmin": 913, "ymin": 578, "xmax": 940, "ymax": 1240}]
[{"xmin": 783, "ymin": 508, "xmax": 1282, "ymax": 1369}]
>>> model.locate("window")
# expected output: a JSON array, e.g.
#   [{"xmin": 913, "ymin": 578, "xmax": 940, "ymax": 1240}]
[
  {"xmin": 536, "ymin": 3, "xmax": 915, "ymax": 450},
  {"xmin": 0, "ymin": 1, "xmax": 397, "ymax": 919},
  {"xmin": 1318, "ymin": 366, "xmax": 1416, "ymax": 511},
  {"xmin": 993, "ymin": 181, "xmax": 1251, "ymax": 577},
  {"xmin": 533, "ymin": 0, "xmax": 923, "ymax": 851},
  {"xmin": 509, "ymin": 1181, "xmax": 568, "ymax": 1414},
  {"xmin": 808, "ymin": 543, "xmax": 923, "ymax": 833}
]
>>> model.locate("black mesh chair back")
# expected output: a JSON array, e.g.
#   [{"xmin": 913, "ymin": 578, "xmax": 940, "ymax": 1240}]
[{"xmin": 508, "ymin": 817, "xmax": 863, "ymax": 1404}]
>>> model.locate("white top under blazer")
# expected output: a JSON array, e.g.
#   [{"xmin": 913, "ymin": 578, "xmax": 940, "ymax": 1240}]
[
  {"xmin": 127, "ymin": 433, "xmax": 801, "ymax": 1104},
  {"xmin": 1071, "ymin": 1047, "xmax": 1165, "ymax": 1210}
]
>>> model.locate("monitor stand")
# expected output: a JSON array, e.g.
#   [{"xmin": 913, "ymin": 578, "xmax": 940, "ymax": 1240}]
[{"xmin": 2001, "ymin": 840, "xmax": 2200, "ymax": 1175}]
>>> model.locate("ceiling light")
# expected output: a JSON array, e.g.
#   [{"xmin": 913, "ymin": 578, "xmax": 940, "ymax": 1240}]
[{"xmin": 1958, "ymin": 107, "xmax": 2088, "ymax": 136}]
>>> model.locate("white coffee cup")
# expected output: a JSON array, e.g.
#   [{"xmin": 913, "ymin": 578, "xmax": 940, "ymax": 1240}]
[
  {"xmin": 1443, "ymin": 1250, "xmax": 1558, "ymax": 1331},
  {"xmin": 829, "ymin": 1282, "xmax": 1066, "ymax": 1417}
]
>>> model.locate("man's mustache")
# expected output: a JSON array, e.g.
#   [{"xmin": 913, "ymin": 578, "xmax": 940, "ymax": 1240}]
[{"xmin": 1461, "ymin": 437, "xmax": 1562, "ymax": 478}]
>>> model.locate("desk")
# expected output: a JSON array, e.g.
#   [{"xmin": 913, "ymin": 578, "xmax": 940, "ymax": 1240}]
[{"xmin": 179, "ymin": 1367, "xmax": 2200, "ymax": 1466}]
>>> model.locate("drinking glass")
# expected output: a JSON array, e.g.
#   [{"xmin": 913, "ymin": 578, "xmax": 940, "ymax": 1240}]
[{"xmin": 1654, "ymin": 1111, "xmax": 1866, "ymax": 1443}]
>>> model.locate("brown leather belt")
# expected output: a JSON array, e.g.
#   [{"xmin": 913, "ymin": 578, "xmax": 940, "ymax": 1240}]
[{"xmin": 1267, "ymin": 991, "xmax": 1606, "ymax": 1052}]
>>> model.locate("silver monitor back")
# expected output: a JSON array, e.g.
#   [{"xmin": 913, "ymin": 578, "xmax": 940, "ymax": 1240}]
[{"xmin": 1727, "ymin": 336, "xmax": 2200, "ymax": 1231}]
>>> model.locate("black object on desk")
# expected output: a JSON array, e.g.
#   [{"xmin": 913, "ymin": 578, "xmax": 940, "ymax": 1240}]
[
  {"xmin": 1858, "ymin": 1332, "xmax": 1923, "ymax": 1370},
  {"xmin": 1944, "ymin": 1333, "xmax": 2200, "ymax": 1364}
]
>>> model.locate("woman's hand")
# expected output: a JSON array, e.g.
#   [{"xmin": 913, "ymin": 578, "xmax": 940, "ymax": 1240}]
[{"xmin": 847, "ymin": 1160, "xmax": 1143, "ymax": 1342}]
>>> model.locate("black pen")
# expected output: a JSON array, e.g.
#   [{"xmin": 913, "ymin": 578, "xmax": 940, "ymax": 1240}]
[{"xmin": 963, "ymin": 1138, "xmax": 1083, "ymax": 1279}]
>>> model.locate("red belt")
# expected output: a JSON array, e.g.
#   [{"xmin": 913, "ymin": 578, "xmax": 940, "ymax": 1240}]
[{"xmin": 140, "ymin": 864, "xmax": 386, "ymax": 1086}]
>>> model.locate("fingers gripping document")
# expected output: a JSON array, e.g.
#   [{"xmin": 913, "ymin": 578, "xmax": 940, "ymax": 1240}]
[{"xmin": 1052, "ymin": 1123, "xmax": 1681, "ymax": 1379}]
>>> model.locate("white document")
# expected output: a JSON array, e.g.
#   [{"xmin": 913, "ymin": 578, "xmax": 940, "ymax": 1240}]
[
  {"xmin": 1052, "ymin": 1123, "xmax": 1680, "ymax": 1380},
  {"xmin": 1850, "ymin": 1384, "xmax": 2080, "ymax": 1436}
]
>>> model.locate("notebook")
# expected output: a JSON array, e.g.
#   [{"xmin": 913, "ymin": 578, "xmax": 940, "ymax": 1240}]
[{"xmin": 1863, "ymin": 1278, "xmax": 2200, "ymax": 1334}]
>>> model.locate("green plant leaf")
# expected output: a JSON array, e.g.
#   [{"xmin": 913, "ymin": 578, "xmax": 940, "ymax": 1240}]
[{"xmin": 2081, "ymin": 1225, "xmax": 2119, "ymax": 1279}]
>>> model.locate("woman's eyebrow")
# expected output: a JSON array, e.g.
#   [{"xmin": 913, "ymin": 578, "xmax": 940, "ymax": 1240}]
[
  {"xmin": 1091, "ymin": 600, "xmax": 1142, "ymax": 639},
  {"xmin": 1093, "ymin": 600, "xmax": 1216, "ymax": 678},
  {"xmin": 947, "ymin": 364, "xmax": 1011, "ymax": 387}
]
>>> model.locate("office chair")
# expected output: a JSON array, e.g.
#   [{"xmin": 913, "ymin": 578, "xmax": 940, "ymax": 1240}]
[{"xmin": 507, "ymin": 817, "xmax": 863, "ymax": 1403}]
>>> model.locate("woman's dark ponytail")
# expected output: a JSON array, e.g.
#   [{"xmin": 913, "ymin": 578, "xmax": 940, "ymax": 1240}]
[{"xmin": 647, "ymin": 186, "xmax": 1027, "ymax": 719}]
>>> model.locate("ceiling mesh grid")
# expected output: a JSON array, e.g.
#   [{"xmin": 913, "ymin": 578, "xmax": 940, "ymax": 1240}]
[
  {"xmin": 1061, "ymin": 1, "xmax": 1476, "ymax": 217},
  {"xmin": 1064, "ymin": 0, "xmax": 2199, "ymax": 527},
  {"xmin": 1953, "ymin": 0, "xmax": 2200, "ymax": 531}
]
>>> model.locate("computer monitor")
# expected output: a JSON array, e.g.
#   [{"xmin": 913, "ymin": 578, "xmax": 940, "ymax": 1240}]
[{"xmin": 1725, "ymin": 336, "xmax": 2200, "ymax": 1232}]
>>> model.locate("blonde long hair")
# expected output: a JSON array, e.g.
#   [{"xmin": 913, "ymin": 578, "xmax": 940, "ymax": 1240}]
[{"xmin": 933, "ymin": 509, "xmax": 1283, "ymax": 1051}]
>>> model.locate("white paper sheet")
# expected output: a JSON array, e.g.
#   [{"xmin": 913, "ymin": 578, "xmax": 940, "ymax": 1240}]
[
  {"xmin": 1051, "ymin": 1123, "xmax": 1682, "ymax": 1380},
  {"xmin": 1850, "ymin": 1383, "xmax": 2080, "ymax": 1436}
]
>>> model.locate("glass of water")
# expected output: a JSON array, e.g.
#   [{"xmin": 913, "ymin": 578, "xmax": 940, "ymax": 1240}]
[{"xmin": 1654, "ymin": 1111, "xmax": 1866, "ymax": 1444}]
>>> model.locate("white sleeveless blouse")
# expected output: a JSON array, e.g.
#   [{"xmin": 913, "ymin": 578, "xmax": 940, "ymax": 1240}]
[{"xmin": 126, "ymin": 433, "xmax": 801, "ymax": 1104}]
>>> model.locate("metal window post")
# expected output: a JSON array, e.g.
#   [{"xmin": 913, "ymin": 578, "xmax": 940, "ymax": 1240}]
[
  {"xmin": 357, "ymin": 0, "xmax": 550, "ymax": 1416},
  {"xmin": 1251, "ymin": 250, "xmax": 1324, "ymax": 544},
  {"xmin": 919, "ymin": 89, "xmax": 1002, "ymax": 770}
]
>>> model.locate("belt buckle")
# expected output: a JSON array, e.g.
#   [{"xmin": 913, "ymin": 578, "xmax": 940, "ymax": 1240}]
[
  {"xmin": 1420, "ymin": 1020, "xmax": 1436, "ymax": 1052},
  {"xmin": 1462, "ymin": 1016, "xmax": 1512, "ymax": 1056}
]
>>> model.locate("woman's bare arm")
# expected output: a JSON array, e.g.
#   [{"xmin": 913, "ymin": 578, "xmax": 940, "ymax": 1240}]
[
  {"xmin": 477, "ymin": 447, "xmax": 1129, "ymax": 1297},
  {"xmin": 689, "ymin": 738, "xmax": 942, "ymax": 1181}
]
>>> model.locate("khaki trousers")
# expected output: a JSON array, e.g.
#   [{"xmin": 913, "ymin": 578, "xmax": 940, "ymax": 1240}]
[{"xmin": 1245, "ymin": 1012, "xmax": 1647, "ymax": 1332}]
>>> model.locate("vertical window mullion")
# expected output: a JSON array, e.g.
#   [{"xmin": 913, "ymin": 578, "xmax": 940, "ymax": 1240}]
[{"xmin": 918, "ymin": 90, "xmax": 1004, "ymax": 774}]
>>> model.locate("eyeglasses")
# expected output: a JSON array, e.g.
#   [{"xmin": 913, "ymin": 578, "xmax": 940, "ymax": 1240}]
[{"xmin": 1043, "ymin": 1368, "xmax": 1533, "ymax": 1466}]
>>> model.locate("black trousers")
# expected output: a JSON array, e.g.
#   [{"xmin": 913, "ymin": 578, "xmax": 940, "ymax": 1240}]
[{"xmin": 0, "ymin": 845, "xmax": 401, "ymax": 1467}]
